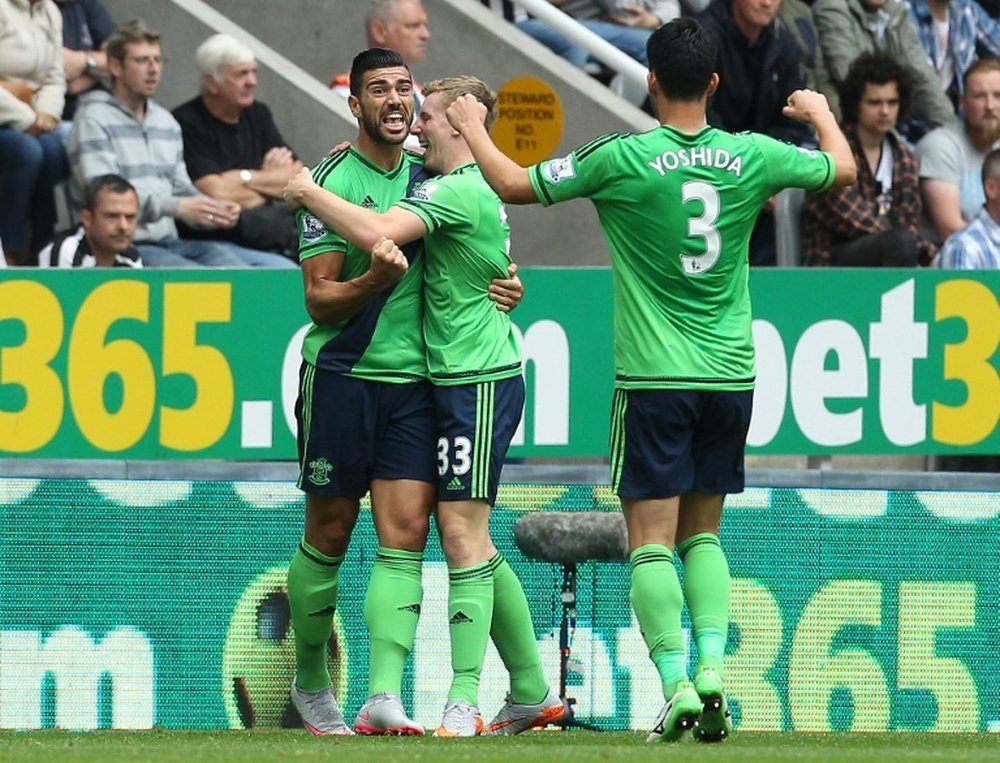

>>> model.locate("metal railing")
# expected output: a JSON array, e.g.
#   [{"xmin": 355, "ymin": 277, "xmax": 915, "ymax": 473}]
[{"xmin": 512, "ymin": 0, "xmax": 650, "ymax": 96}]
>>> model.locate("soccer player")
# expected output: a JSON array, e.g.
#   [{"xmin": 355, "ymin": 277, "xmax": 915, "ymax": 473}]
[
  {"xmin": 445, "ymin": 17, "xmax": 856, "ymax": 743},
  {"xmin": 285, "ymin": 75, "xmax": 563, "ymax": 738},
  {"xmin": 287, "ymin": 49, "xmax": 522, "ymax": 737}
]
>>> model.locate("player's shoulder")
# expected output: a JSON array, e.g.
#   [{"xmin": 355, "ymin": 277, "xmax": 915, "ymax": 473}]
[
  {"xmin": 402, "ymin": 147, "xmax": 426, "ymax": 165},
  {"xmin": 572, "ymin": 131, "xmax": 632, "ymax": 160},
  {"xmin": 311, "ymin": 147, "xmax": 355, "ymax": 188}
]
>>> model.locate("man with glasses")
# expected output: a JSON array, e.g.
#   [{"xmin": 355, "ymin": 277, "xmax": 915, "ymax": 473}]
[{"xmin": 67, "ymin": 19, "xmax": 293, "ymax": 267}]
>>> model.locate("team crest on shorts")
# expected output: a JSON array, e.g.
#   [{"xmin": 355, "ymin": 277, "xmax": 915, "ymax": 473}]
[
  {"xmin": 308, "ymin": 457, "xmax": 333, "ymax": 486},
  {"xmin": 301, "ymin": 213, "xmax": 327, "ymax": 243},
  {"xmin": 544, "ymin": 155, "xmax": 576, "ymax": 184}
]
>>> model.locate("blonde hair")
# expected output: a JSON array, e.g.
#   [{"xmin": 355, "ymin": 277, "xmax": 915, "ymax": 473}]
[{"xmin": 423, "ymin": 76, "xmax": 497, "ymax": 130}]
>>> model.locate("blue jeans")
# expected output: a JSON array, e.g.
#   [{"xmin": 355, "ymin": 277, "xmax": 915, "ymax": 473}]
[
  {"xmin": 0, "ymin": 127, "xmax": 68, "ymax": 259},
  {"xmin": 516, "ymin": 18, "xmax": 651, "ymax": 69},
  {"xmin": 136, "ymin": 238, "xmax": 298, "ymax": 268}
]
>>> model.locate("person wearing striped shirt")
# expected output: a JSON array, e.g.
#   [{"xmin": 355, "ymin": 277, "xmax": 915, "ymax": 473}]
[
  {"xmin": 38, "ymin": 172, "xmax": 142, "ymax": 268},
  {"xmin": 936, "ymin": 147, "xmax": 1000, "ymax": 268}
]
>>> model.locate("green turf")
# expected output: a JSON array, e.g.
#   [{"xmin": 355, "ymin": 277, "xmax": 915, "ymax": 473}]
[{"xmin": 0, "ymin": 730, "xmax": 997, "ymax": 763}]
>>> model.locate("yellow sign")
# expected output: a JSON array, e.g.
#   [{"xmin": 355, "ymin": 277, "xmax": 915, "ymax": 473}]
[{"xmin": 492, "ymin": 76, "xmax": 564, "ymax": 166}]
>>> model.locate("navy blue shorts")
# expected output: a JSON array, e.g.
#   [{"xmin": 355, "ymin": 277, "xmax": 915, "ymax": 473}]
[
  {"xmin": 610, "ymin": 388, "xmax": 753, "ymax": 499},
  {"xmin": 295, "ymin": 362, "xmax": 437, "ymax": 497},
  {"xmin": 434, "ymin": 375, "xmax": 525, "ymax": 505}
]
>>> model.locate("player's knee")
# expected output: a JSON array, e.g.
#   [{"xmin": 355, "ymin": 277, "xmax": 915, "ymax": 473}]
[
  {"xmin": 381, "ymin": 511, "xmax": 431, "ymax": 550},
  {"xmin": 305, "ymin": 499, "xmax": 360, "ymax": 556},
  {"xmin": 306, "ymin": 522, "xmax": 354, "ymax": 556},
  {"xmin": 437, "ymin": 524, "xmax": 489, "ymax": 568}
]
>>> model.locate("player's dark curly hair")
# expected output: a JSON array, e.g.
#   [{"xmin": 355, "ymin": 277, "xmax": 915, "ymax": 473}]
[
  {"xmin": 349, "ymin": 47, "xmax": 410, "ymax": 97},
  {"xmin": 838, "ymin": 53, "xmax": 913, "ymax": 127},
  {"xmin": 646, "ymin": 17, "xmax": 717, "ymax": 102}
]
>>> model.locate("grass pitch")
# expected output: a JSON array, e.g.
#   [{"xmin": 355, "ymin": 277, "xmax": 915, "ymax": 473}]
[{"xmin": 0, "ymin": 730, "xmax": 996, "ymax": 762}]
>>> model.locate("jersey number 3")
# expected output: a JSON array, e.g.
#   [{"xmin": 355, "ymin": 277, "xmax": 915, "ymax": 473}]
[{"xmin": 679, "ymin": 181, "xmax": 721, "ymax": 275}]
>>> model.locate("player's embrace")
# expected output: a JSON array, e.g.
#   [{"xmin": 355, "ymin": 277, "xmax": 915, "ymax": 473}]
[
  {"xmin": 446, "ymin": 16, "xmax": 856, "ymax": 743},
  {"xmin": 285, "ymin": 74, "xmax": 562, "ymax": 738}
]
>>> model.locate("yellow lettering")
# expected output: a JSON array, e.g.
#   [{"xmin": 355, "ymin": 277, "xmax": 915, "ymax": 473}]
[
  {"xmin": 726, "ymin": 578, "xmax": 784, "ymax": 730},
  {"xmin": 68, "ymin": 281, "xmax": 154, "ymax": 451},
  {"xmin": 933, "ymin": 280, "xmax": 1000, "ymax": 445},
  {"xmin": 897, "ymin": 582, "xmax": 978, "ymax": 731},
  {"xmin": 788, "ymin": 580, "xmax": 889, "ymax": 731},
  {"xmin": 160, "ymin": 283, "xmax": 234, "ymax": 450},
  {"xmin": 0, "ymin": 281, "xmax": 64, "ymax": 452}
]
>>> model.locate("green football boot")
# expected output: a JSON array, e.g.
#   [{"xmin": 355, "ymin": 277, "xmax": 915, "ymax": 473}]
[
  {"xmin": 646, "ymin": 680, "xmax": 702, "ymax": 743},
  {"xmin": 693, "ymin": 666, "xmax": 732, "ymax": 743}
]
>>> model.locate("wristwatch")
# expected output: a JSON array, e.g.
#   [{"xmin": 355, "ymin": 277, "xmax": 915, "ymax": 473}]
[
  {"xmin": 85, "ymin": 52, "xmax": 98, "ymax": 74},
  {"xmin": 239, "ymin": 169, "xmax": 253, "ymax": 186}
]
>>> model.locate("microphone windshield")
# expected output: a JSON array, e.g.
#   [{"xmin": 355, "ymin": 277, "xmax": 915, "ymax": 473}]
[{"xmin": 514, "ymin": 511, "xmax": 628, "ymax": 564}]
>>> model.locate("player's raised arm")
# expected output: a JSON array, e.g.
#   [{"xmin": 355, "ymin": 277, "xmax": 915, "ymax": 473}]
[
  {"xmin": 446, "ymin": 94, "xmax": 538, "ymax": 204},
  {"xmin": 783, "ymin": 89, "xmax": 857, "ymax": 188},
  {"xmin": 284, "ymin": 166, "xmax": 427, "ymax": 251}
]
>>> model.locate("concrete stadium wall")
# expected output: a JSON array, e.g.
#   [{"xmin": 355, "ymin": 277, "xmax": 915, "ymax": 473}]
[{"xmin": 103, "ymin": 0, "xmax": 656, "ymax": 266}]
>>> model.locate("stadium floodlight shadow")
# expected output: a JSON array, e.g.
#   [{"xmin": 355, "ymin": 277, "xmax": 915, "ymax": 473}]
[{"xmin": 513, "ymin": 511, "xmax": 629, "ymax": 732}]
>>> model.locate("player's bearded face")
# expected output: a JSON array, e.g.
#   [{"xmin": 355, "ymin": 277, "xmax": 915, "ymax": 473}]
[{"xmin": 358, "ymin": 69, "xmax": 415, "ymax": 146}]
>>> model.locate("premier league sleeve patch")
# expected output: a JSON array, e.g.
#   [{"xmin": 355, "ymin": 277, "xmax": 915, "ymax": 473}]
[
  {"xmin": 301, "ymin": 213, "xmax": 327, "ymax": 242},
  {"xmin": 544, "ymin": 155, "xmax": 576, "ymax": 184},
  {"xmin": 410, "ymin": 181, "xmax": 440, "ymax": 201}
]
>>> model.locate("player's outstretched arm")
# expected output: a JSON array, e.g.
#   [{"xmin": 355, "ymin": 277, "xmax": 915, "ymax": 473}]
[
  {"xmin": 447, "ymin": 94, "xmax": 538, "ymax": 204},
  {"xmin": 284, "ymin": 166, "xmax": 426, "ymax": 251},
  {"xmin": 783, "ymin": 89, "xmax": 857, "ymax": 189}
]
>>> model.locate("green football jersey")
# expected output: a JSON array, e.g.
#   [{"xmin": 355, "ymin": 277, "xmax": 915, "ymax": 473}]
[
  {"xmin": 395, "ymin": 163, "xmax": 522, "ymax": 386},
  {"xmin": 529, "ymin": 126, "xmax": 835, "ymax": 390},
  {"xmin": 296, "ymin": 147, "xmax": 428, "ymax": 382}
]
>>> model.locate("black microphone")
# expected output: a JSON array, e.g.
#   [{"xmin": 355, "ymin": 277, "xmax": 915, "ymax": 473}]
[{"xmin": 514, "ymin": 511, "xmax": 629, "ymax": 565}]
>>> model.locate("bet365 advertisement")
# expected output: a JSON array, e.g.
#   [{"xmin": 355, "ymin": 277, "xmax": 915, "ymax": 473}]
[
  {"xmin": 0, "ymin": 478, "xmax": 996, "ymax": 732},
  {"xmin": 0, "ymin": 269, "xmax": 997, "ymax": 459}
]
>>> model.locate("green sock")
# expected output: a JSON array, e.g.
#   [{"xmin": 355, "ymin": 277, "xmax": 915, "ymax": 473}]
[
  {"xmin": 630, "ymin": 544, "xmax": 687, "ymax": 698},
  {"xmin": 678, "ymin": 533, "xmax": 730, "ymax": 671},
  {"xmin": 489, "ymin": 554, "xmax": 547, "ymax": 704},
  {"xmin": 447, "ymin": 559, "xmax": 495, "ymax": 706},
  {"xmin": 287, "ymin": 539, "xmax": 343, "ymax": 692},
  {"xmin": 365, "ymin": 546, "xmax": 423, "ymax": 697}
]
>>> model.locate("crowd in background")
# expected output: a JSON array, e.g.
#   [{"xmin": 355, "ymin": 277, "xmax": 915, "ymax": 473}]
[{"xmin": 2, "ymin": 0, "xmax": 1000, "ymax": 270}]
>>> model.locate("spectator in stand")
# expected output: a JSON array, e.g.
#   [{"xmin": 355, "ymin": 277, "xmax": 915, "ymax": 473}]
[
  {"xmin": 330, "ymin": 0, "xmax": 430, "ymax": 149},
  {"xmin": 38, "ymin": 173, "xmax": 142, "ymax": 267},
  {"xmin": 697, "ymin": 0, "xmax": 809, "ymax": 266},
  {"xmin": 813, "ymin": 0, "xmax": 955, "ymax": 140},
  {"xmin": 936, "ymin": 147, "xmax": 1000, "ymax": 267},
  {"xmin": 68, "ymin": 19, "xmax": 294, "ymax": 267},
  {"xmin": 331, "ymin": 0, "xmax": 430, "ymax": 99},
  {"xmin": 802, "ymin": 53, "xmax": 935, "ymax": 266},
  {"xmin": 917, "ymin": 57, "xmax": 1000, "ymax": 244},
  {"xmin": 934, "ymin": 149, "xmax": 1000, "ymax": 474},
  {"xmin": 906, "ymin": 0, "xmax": 1000, "ymax": 109},
  {"xmin": 697, "ymin": 0, "xmax": 809, "ymax": 145},
  {"xmin": 56, "ymin": 0, "xmax": 113, "ymax": 123},
  {"xmin": 779, "ymin": 0, "xmax": 841, "ymax": 115},
  {"xmin": 516, "ymin": 1, "xmax": 684, "ymax": 70},
  {"xmin": 173, "ymin": 34, "xmax": 301, "ymax": 260},
  {"xmin": 0, "ymin": 0, "xmax": 68, "ymax": 266}
]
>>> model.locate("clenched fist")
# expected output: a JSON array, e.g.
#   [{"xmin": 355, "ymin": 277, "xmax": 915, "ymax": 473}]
[{"xmin": 369, "ymin": 237, "xmax": 408, "ymax": 287}]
